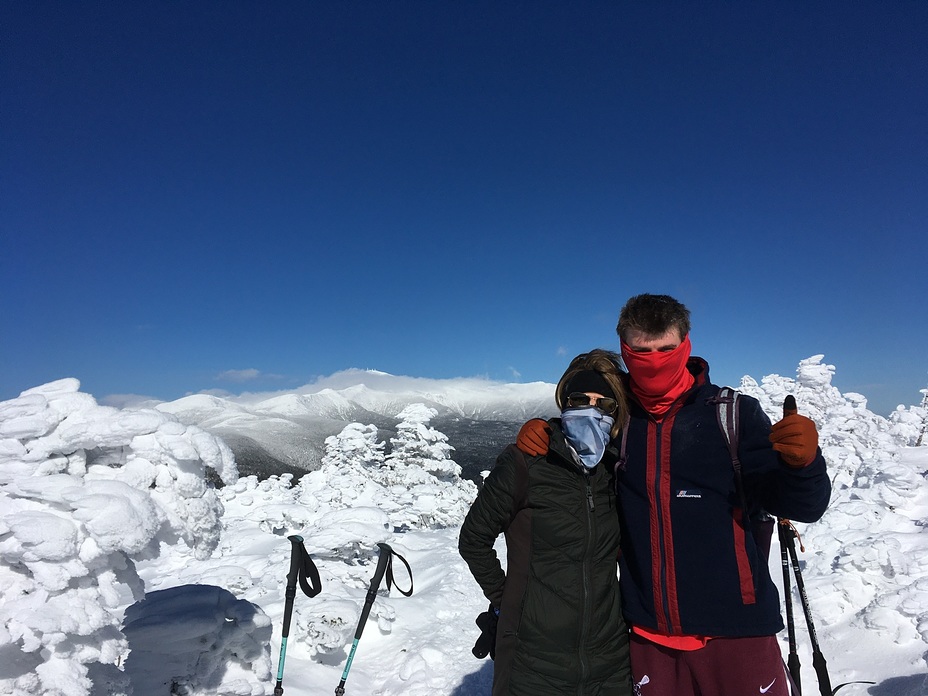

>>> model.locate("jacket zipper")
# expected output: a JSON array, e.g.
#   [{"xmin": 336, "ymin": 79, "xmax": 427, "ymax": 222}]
[{"xmin": 578, "ymin": 472, "xmax": 594, "ymax": 694}]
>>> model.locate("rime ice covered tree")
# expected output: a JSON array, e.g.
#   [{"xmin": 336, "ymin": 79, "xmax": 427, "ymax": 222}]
[
  {"xmin": 296, "ymin": 410, "xmax": 477, "ymax": 532},
  {"xmin": 321, "ymin": 422, "xmax": 385, "ymax": 470},
  {"xmin": 887, "ymin": 378, "xmax": 928, "ymax": 446},
  {"xmin": 386, "ymin": 403, "xmax": 459, "ymax": 480},
  {"xmin": 296, "ymin": 423, "xmax": 391, "ymax": 518},
  {"xmin": 915, "ymin": 385, "xmax": 928, "ymax": 446},
  {"xmin": 378, "ymin": 404, "xmax": 476, "ymax": 529}
]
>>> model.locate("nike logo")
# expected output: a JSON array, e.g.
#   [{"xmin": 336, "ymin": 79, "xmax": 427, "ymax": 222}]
[{"xmin": 760, "ymin": 678, "xmax": 777, "ymax": 693}]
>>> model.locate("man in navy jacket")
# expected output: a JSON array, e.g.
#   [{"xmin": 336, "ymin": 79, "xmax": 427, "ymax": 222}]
[{"xmin": 518, "ymin": 293, "xmax": 831, "ymax": 696}]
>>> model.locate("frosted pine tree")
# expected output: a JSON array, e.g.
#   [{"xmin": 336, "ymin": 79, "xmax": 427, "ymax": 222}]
[
  {"xmin": 887, "ymin": 380, "xmax": 928, "ymax": 446},
  {"xmin": 297, "ymin": 423, "xmax": 388, "ymax": 514},
  {"xmin": 321, "ymin": 422, "xmax": 385, "ymax": 472},
  {"xmin": 379, "ymin": 404, "xmax": 477, "ymax": 529},
  {"xmin": 918, "ymin": 386, "xmax": 928, "ymax": 446},
  {"xmin": 387, "ymin": 403, "xmax": 458, "ymax": 480}
]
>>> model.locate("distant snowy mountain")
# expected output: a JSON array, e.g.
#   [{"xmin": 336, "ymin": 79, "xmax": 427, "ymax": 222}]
[{"xmin": 151, "ymin": 370, "xmax": 559, "ymax": 480}]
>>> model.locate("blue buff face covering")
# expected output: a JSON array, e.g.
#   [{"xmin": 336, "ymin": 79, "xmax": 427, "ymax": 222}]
[{"xmin": 560, "ymin": 407, "xmax": 615, "ymax": 469}]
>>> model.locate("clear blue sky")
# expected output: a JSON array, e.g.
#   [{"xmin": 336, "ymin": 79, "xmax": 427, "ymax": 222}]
[{"xmin": 2, "ymin": 2, "xmax": 926, "ymax": 416}]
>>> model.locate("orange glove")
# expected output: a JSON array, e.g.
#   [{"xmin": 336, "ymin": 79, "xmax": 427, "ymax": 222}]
[
  {"xmin": 769, "ymin": 395, "xmax": 819, "ymax": 468},
  {"xmin": 516, "ymin": 418, "xmax": 550, "ymax": 457}
]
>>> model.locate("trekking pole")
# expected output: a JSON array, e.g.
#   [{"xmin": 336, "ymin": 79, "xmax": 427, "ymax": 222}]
[
  {"xmin": 780, "ymin": 520, "xmax": 832, "ymax": 696},
  {"xmin": 780, "ymin": 520, "xmax": 876, "ymax": 696},
  {"xmin": 274, "ymin": 535, "xmax": 323, "ymax": 696},
  {"xmin": 776, "ymin": 395, "xmax": 874, "ymax": 695},
  {"xmin": 335, "ymin": 542, "xmax": 413, "ymax": 696},
  {"xmin": 778, "ymin": 520, "xmax": 802, "ymax": 691}
]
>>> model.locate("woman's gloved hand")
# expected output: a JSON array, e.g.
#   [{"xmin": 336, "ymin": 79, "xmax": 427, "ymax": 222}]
[{"xmin": 472, "ymin": 604, "xmax": 500, "ymax": 660}]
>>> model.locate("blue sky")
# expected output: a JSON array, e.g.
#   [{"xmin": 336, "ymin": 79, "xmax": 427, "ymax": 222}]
[{"xmin": 2, "ymin": 2, "xmax": 926, "ymax": 416}]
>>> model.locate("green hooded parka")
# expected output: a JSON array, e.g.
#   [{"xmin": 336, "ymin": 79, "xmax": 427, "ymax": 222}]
[{"xmin": 458, "ymin": 422, "xmax": 631, "ymax": 696}]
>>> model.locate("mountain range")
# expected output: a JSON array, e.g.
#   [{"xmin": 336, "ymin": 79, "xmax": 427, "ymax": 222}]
[{"xmin": 150, "ymin": 369, "xmax": 559, "ymax": 481}]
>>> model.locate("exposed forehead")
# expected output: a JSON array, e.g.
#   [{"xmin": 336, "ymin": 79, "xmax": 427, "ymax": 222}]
[{"xmin": 623, "ymin": 327, "xmax": 683, "ymax": 349}]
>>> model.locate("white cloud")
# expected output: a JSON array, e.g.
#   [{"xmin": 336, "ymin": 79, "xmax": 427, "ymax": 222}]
[
  {"xmin": 216, "ymin": 369, "xmax": 262, "ymax": 382},
  {"xmin": 101, "ymin": 393, "xmax": 161, "ymax": 409}
]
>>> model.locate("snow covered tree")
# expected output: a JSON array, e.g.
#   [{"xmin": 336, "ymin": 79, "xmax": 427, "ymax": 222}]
[
  {"xmin": 916, "ymin": 385, "xmax": 928, "ymax": 446},
  {"xmin": 374, "ymin": 404, "xmax": 477, "ymax": 529},
  {"xmin": 297, "ymin": 411, "xmax": 476, "ymax": 531},
  {"xmin": 887, "ymin": 378, "xmax": 928, "ymax": 446},
  {"xmin": 295, "ymin": 423, "xmax": 391, "ymax": 518},
  {"xmin": 321, "ymin": 422, "xmax": 385, "ymax": 470},
  {"xmin": 386, "ymin": 403, "xmax": 458, "ymax": 480}
]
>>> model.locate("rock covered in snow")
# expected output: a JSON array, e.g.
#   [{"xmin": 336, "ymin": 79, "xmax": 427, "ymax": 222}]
[
  {"xmin": 122, "ymin": 584, "xmax": 272, "ymax": 696},
  {"xmin": 0, "ymin": 379, "xmax": 237, "ymax": 696}
]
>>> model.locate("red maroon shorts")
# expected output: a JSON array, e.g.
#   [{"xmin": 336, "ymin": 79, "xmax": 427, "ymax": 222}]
[{"xmin": 630, "ymin": 632, "xmax": 790, "ymax": 696}]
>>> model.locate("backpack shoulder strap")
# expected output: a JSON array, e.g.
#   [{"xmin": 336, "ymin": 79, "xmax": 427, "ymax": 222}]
[
  {"xmin": 715, "ymin": 388, "xmax": 778, "ymax": 570},
  {"xmin": 502, "ymin": 444, "xmax": 530, "ymax": 531},
  {"xmin": 615, "ymin": 414, "xmax": 631, "ymax": 474},
  {"xmin": 715, "ymin": 386, "xmax": 741, "ymax": 467},
  {"xmin": 714, "ymin": 387, "xmax": 749, "ymax": 516}
]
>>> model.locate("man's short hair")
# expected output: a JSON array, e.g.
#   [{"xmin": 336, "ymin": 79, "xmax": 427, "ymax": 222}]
[{"xmin": 616, "ymin": 294, "xmax": 691, "ymax": 342}]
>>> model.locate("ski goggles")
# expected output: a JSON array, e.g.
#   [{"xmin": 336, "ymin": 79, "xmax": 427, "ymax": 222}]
[{"xmin": 566, "ymin": 392, "xmax": 618, "ymax": 414}]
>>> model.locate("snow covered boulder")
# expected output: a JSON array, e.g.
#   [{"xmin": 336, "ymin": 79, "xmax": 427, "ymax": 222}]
[
  {"xmin": 122, "ymin": 584, "xmax": 272, "ymax": 696},
  {"xmin": 0, "ymin": 379, "xmax": 238, "ymax": 696}
]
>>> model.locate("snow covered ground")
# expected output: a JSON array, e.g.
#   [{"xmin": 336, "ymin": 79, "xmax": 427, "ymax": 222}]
[{"xmin": 1, "ymin": 357, "xmax": 927, "ymax": 695}]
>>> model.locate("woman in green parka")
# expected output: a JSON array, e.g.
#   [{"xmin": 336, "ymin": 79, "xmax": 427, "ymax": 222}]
[{"xmin": 458, "ymin": 350, "xmax": 632, "ymax": 696}]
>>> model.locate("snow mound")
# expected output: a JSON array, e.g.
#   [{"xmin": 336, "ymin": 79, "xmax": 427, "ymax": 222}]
[
  {"xmin": 0, "ymin": 379, "xmax": 237, "ymax": 696},
  {"xmin": 122, "ymin": 584, "xmax": 272, "ymax": 696}
]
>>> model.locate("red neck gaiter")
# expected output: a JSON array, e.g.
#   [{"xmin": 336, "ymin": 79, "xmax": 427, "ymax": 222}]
[{"xmin": 621, "ymin": 335, "xmax": 695, "ymax": 416}]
